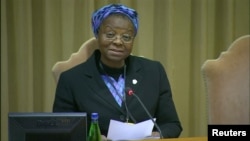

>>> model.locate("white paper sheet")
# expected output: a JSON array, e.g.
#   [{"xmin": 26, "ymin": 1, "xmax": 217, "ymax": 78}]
[{"xmin": 107, "ymin": 119, "xmax": 156, "ymax": 140}]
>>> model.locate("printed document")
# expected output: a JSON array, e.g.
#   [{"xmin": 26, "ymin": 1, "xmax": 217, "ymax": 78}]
[{"xmin": 107, "ymin": 119, "xmax": 156, "ymax": 140}]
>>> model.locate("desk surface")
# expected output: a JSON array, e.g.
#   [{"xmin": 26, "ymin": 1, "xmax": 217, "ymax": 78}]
[{"xmin": 143, "ymin": 136, "xmax": 207, "ymax": 141}]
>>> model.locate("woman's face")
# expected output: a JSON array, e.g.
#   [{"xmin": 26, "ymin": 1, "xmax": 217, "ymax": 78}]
[{"xmin": 97, "ymin": 14, "xmax": 135, "ymax": 68}]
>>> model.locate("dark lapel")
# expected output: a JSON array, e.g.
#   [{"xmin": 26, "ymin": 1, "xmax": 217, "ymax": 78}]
[
  {"xmin": 124, "ymin": 56, "xmax": 143, "ymax": 104},
  {"xmin": 79, "ymin": 51, "xmax": 126, "ymax": 114}
]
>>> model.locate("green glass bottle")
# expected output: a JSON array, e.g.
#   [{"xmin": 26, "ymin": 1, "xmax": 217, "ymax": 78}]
[{"xmin": 88, "ymin": 113, "xmax": 102, "ymax": 141}]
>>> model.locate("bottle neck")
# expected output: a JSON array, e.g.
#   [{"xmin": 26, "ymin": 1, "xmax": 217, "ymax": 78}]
[{"xmin": 91, "ymin": 118, "xmax": 98, "ymax": 123}]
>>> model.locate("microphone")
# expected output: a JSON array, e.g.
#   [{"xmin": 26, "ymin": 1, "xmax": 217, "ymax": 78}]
[{"xmin": 125, "ymin": 87, "xmax": 164, "ymax": 139}]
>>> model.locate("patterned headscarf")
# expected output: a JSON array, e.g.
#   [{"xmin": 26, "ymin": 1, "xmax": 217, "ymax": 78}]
[{"xmin": 91, "ymin": 3, "xmax": 138, "ymax": 37}]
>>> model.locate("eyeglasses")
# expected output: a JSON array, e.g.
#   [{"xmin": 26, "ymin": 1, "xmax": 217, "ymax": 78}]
[{"xmin": 103, "ymin": 32, "xmax": 134, "ymax": 43}]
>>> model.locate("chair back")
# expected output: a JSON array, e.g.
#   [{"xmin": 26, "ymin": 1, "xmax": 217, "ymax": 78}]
[
  {"xmin": 52, "ymin": 37, "xmax": 98, "ymax": 83},
  {"xmin": 201, "ymin": 35, "xmax": 250, "ymax": 124}
]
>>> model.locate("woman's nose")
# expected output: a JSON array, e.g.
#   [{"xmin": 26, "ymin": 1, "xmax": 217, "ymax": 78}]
[{"xmin": 113, "ymin": 35, "xmax": 123, "ymax": 45}]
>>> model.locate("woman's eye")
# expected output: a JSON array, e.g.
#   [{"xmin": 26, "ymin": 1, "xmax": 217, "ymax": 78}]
[
  {"xmin": 122, "ymin": 35, "xmax": 132, "ymax": 41},
  {"xmin": 106, "ymin": 33, "xmax": 115, "ymax": 38}
]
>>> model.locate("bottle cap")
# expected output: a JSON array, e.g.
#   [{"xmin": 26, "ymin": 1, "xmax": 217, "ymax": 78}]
[{"xmin": 91, "ymin": 113, "xmax": 98, "ymax": 120}]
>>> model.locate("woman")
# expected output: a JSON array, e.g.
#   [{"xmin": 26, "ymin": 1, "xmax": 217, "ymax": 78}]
[{"xmin": 53, "ymin": 3, "xmax": 182, "ymax": 139}]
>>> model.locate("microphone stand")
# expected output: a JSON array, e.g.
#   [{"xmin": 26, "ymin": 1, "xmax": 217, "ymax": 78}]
[{"xmin": 127, "ymin": 89, "xmax": 164, "ymax": 139}]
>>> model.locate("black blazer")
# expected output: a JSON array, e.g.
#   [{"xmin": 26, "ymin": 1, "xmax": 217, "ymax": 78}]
[{"xmin": 53, "ymin": 50, "xmax": 182, "ymax": 138}]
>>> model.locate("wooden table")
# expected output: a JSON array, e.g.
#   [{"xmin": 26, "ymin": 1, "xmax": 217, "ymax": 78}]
[
  {"xmin": 163, "ymin": 136, "xmax": 207, "ymax": 141},
  {"xmin": 140, "ymin": 136, "xmax": 207, "ymax": 141}
]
